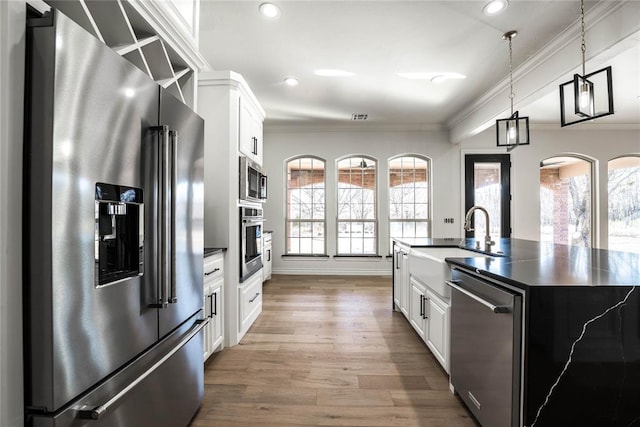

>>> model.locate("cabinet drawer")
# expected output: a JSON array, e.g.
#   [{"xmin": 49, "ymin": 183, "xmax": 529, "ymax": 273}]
[
  {"xmin": 204, "ymin": 253, "xmax": 224, "ymax": 283},
  {"xmin": 239, "ymin": 273, "xmax": 262, "ymax": 332}
]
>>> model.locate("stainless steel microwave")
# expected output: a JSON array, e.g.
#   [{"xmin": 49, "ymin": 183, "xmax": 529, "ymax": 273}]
[{"xmin": 239, "ymin": 156, "xmax": 267, "ymax": 203}]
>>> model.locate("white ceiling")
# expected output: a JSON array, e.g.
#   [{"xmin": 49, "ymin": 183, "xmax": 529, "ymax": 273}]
[{"xmin": 198, "ymin": 1, "xmax": 640, "ymax": 130}]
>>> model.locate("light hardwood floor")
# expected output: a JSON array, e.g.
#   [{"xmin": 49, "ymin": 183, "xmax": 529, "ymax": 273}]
[{"xmin": 190, "ymin": 275, "xmax": 478, "ymax": 427}]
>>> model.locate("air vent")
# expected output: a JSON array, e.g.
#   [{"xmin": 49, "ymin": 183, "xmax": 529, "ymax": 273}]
[{"xmin": 351, "ymin": 113, "xmax": 368, "ymax": 121}]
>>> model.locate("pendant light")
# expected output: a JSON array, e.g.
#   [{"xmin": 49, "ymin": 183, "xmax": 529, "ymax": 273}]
[
  {"xmin": 559, "ymin": 0, "xmax": 614, "ymax": 127},
  {"xmin": 496, "ymin": 30, "xmax": 530, "ymax": 151}
]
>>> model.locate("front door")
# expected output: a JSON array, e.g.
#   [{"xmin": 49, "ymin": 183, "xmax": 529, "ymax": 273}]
[{"xmin": 464, "ymin": 154, "xmax": 511, "ymax": 239}]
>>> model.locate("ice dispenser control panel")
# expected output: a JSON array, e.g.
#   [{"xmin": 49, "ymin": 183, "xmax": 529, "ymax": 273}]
[{"xmin": 94, "ymin": 183, "xmax": 144, "ymax": 287}]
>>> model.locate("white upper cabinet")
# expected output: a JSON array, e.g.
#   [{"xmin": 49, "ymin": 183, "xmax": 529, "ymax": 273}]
[{"xmin": 239, "ymin": 98, "xmax": 264, "ymax": 165}]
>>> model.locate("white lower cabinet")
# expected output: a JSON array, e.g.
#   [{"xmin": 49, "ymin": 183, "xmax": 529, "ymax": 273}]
[
  {"xmin": 204, "ymin": 252, "xmax": 224, "ymax": 362},
  {"xmin": 263, "ymin": 232, "xmax": 272, "ymax": 282},
  {"xmin": 425, "ymin": 290, "xmax": 449, "ymax": 371},
  {"xmin": 239, "ymin": 270, "xmax": 263, "ymax": 334},
  {"xmin": 393, "ymin": 244, "xmax": 410, "ymax": 318},
  {"xmin": 409, "ymin": 276, "xmax": 450, "ymax": 373}
]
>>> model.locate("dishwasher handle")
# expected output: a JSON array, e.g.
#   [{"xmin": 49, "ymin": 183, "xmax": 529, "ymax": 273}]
[{"xmin": 446, "ymin": 280, "xmax": 511, "ymax": 314}]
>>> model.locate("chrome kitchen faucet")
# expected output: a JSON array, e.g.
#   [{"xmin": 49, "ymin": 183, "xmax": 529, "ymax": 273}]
[{"xmin": 464, "ymin": 206, "xmax": 495, "ymax": 251}]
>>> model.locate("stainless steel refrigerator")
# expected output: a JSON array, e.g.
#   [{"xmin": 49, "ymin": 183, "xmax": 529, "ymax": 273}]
[{"xmin": 23, "ymin": 9, "xmax": 206, "ymax": 427}]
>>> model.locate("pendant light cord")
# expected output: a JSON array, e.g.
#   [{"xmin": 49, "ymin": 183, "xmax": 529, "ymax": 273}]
[
  {"xmin": 580, "ymin": 0, "xmax": 586, "ymax": 76},
  {"xmin": 508, "ymin": 35, "xmax": 514, "ymax": 115}
]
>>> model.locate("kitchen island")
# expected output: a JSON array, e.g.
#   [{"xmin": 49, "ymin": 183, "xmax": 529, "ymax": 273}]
[{"xmin": 393, "ymin": 238, "xmax": 640, "ymax": 427}]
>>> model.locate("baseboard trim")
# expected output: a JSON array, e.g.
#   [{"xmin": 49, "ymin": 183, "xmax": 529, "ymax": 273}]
[{"xmin": 272, "ymin": 268, "xmax": 392, "ymax": 276}]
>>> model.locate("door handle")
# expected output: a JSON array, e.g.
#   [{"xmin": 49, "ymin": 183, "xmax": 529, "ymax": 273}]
[
  {"xmin": 205, "ymin": 268, "xmax": 220, "ymax": 277},
  {"xmin": 446, "ymin": 280, "xmax": 510, "ymax": 313},
  {"xmin": 212, "ymin": 292, "xmax": 217, "ymax": 316},
  {"xmin": 167, "ymin": 130, "xmax": 178, "ymax": 304}
]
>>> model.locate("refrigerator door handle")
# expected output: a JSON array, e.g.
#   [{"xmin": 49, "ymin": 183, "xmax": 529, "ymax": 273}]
[
  {"xmin": 168, "ymin": 130, "xmax": 178, "ymax": 304},
  {"xmin": 76, "ymin": 318, "xmax": 209, "ymax": 421},
  {"xmin": 149, "ymin": 125, "xmax": 170, "ymax": 309},
  {"xmin": 161, "ymin": 125, "xmax": 171, "ymax": 308}
]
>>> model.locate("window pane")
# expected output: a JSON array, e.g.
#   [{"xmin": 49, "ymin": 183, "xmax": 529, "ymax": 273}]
[
  {"xmin": 336, "ymin": 157, "xmax": 378, "ymax": 255},
  {"xmin": 539, "ymin": 156, "xmax": 592, "ymax": 247},
  {"xmin": 388, "ymin": 156, "xmax": 431, "ymax": 251},
  {"xmin": 608, "ymin": 156, "xmax": 640, "ymax": 253},
  {"xmin": 286, "ymin": 157, "xmax": 326, "ymax": 254},
  {"xmin": 415, "ymin": 203, "xmax": 429, "ymax": 218},
  {"xmin": 474, "ymin": 162, "xmax": 502, "ymax": 241}
]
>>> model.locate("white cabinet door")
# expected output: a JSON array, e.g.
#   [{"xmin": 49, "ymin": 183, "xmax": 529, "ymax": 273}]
[
  {"xmin": 210, "ymin": 278, "xmax": 224, "ymax": 352},
  {"xmin": 239, "ymin": 99, "xmax": 263, "ymax": 165},
  {"xmin": 203, "ymin": 281, "xmax": 213, "ymax": 361},
  {"xmin": 239, "ymin": 271, "xmax": 263, "ymax": 333},
  {"xmin": 393, "ymin": 245, "xmax": 410, "ymax": 319},
  {"xmin": 263, "ymin": 234, "xmax": 272, "ymax": 282},
  {"xmin": 426, "ymin": 290, "xmax": 449, "ymax": 373},
  {"xmin": 204, "ymin": 253, "xmax": 224, "ymax": 362},
  {"xmin": 409, "ymin": 278, "xmax": 427, "ymax": 338},
  {"xmin": 399, "ymin": 251, "xmax": 409, "ymax": 318},
  {"xmin": 393, "ymin": 247, "xmax": 402, "ymax": 309}
]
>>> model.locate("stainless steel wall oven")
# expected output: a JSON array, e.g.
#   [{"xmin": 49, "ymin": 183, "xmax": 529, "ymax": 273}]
[{"xmin": 240, "ymin": 205, "xmax": 263, "ymax": 282}]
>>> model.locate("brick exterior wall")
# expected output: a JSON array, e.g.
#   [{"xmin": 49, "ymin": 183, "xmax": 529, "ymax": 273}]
[{"xmin": 540, "ymin": 168, "xmax": 569, "ymax": 244}]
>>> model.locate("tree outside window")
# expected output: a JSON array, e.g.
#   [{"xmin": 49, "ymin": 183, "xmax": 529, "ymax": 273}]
[
  {"xmin": 286, "ymin": 156, "xmax": 325, "ymax": 255},
  {"xmin": 389, "ymin": 155, "xmax": 430, "ymax": 251},
  {"xmin": 337, "ymin": 156, "xmax": 377, "ymax": 255},
  {"xmin": 539, "ymin": 156, "xmax": 593, "ymax": 247},
  {"xmin": 608, "ymin": 156, "xmax": 640, "ymax": 253}
]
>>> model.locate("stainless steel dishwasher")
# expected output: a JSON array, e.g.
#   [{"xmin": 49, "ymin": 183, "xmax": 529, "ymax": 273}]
[{"xmin": 447, "ymin": 268, "xmax": 522, "ymax": 427}]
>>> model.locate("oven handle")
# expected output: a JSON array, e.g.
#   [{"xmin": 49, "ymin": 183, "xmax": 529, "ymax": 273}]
[
  {"xmin": 76, "ymin": 318, "xmax": 209, "ymax": 420},
  {"xmin": 446, "ymin": 280, "xmax": 510, "ymax": 314},
  {"xmin": 242, "ymin": 219, "xmax": 265, "ymax": 225}
]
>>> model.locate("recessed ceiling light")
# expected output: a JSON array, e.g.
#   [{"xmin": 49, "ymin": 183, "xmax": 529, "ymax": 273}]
[
  {"xmin": 284, "ymin": 77, "xmax": 299, "ymax": 86},
  {"xmin": 483, "ymin": 0, "xmax": 509, "ymax": 16},
  {"xmin": 314, "ymin": 69, "xmax": 355, "ymax": 77},
  {"xmin": 259, "ymin": 2, "xmax": 281, "ymax": 19},
  {"xmin": 397, "ymin": 72, "xmax": 466, "ymax": 81}
]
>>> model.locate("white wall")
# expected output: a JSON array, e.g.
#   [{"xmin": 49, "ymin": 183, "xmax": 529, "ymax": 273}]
[
  {"xmin": 263, "ymin": 124, "xmax": 640, "ymax": 276},
  {"xmin": 262, "ymin": 127, "xmax": 460, "ymax": 276},
  {"xmin": 0, "ymin": 1, "xmax": 25, "ymax": 426},
  {"xmin": 460, "ymin": 126, "xmax": 640, "ymax": 248}
]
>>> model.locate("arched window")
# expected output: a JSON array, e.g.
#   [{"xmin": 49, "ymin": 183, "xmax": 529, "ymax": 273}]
[
  {"xmin": 608, "ymin": 155, "xmax": 640, "ymax": 253},
  {"xmin": 539, "ymin": 155, "xmax": 594, "ymax": 247},
  {"xmin": 388, "ymin": 155, "xmax": 431, "ymax": 251},
  {"xmin": 337, "ymin": 156, "xmax": 377, "ymax": 255},
  {"xmin": 286, "ymin": 156, "xmax": 326, "ymax": 255}
]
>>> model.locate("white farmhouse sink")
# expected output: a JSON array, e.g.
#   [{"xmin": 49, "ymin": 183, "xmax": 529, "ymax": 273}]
[{"xmin": 409, "ymin": 247, "xmax": 488, "ymax": 300}]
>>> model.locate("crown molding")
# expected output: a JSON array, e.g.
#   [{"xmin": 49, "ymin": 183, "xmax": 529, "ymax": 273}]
[{"xmin": 264, "ymin": 122, "xmax": 447, "ymax": 134}]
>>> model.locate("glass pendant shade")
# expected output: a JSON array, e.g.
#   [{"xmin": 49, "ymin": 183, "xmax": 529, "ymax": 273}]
[
  {"xmin": 559, "ymin": 66, "xmax": 614, "ymax": 127},
  {"xmin": 496, "ymin": 111, "xmax": 530, "ymax": 150}
]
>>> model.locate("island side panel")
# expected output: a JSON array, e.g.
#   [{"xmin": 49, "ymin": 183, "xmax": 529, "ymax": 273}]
[{"xmin": 524, "ymin": 286, "xmax": 640, "ymax": 427}]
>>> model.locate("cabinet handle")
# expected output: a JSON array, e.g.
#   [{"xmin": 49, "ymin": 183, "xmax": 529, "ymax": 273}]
[
  {"xmin": 249, "ymin": 292, "xmax": 260, "ymax": 303},
  {"xmin": 422, "ymin": 296, "xmax": 428, "ymax": 319},
  {"xmin": 205, "ymin": 267, "xmax": 220, "ymax": 277},
  {"xmin": 419, "ymin": 295, "xmax": 424, "ymax": 317},
  {"xmin": 267, "ymin": 249, "xmax": 271, "ymax": 262},
  {"xmin": 212, "ymin": 292, "xmax": 217, "ymax": 316}
]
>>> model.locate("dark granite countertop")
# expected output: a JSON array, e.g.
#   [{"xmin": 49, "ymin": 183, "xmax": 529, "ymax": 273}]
[
  {"xmin": 204, "ymin": 247, "xmax": 226, "ymax": 257},
  {"xmin": 394, "ymin": 237, "xmax": 640, "ymax": 288}
]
